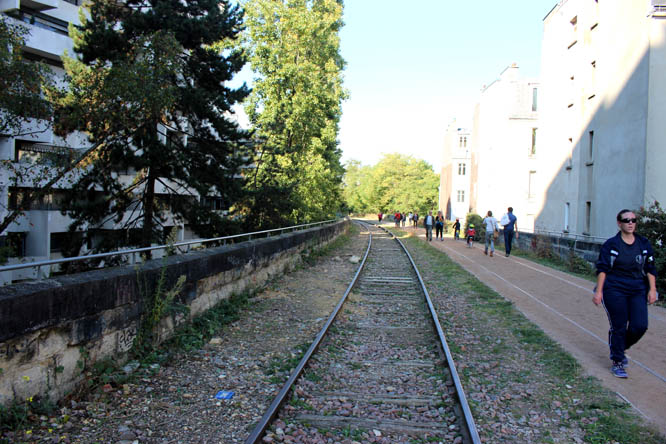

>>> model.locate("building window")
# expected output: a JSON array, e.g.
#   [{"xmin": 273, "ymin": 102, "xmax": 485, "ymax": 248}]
[
  {"xmin": 457, "ymin": 190, "xmax": 465, "ymax": 203},
  {"xmin": 585, "ymin": 201, "xmax": 592, "ymax": 234},
  {"xmin": 528, "ymin": 170, "xmax": 536, "ymax": 198},
  {"xmin": 564, "ymin": 202, "xmax": 570, "ymax": 232},
  {"xmin": 458, "ymin": 163, "xmax": 466, "ymax": 175},
  {"xmin": 1, "ymin": 232, "xmax": 27, "ymax": 258},
  {"xmin": 588, "ymin": 130, "xmax": 594, "ymax": 162},
  {"xmin": 532, "ymin": 88, "xmax": 538, "ymax": 112},
  {"xmin": 530, "ymin": 128, "xmax": 537, "ymax": 156}
]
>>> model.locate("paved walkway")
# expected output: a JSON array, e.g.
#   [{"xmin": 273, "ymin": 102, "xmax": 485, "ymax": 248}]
[{"xmin": 405, "ymin": 227, "xmax": 666, "ymax": 435}]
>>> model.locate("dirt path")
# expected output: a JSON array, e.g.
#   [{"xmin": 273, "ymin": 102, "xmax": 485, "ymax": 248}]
[{"xmin": 404, "ymin": 227, "xmax": 666, "ymax": 436}]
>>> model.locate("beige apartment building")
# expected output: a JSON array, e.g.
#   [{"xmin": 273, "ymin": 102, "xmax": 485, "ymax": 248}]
[
  {"xmin": 469, "ymin": 64, "xmax": 540, "ymax": 230},
  {"xmin": 438, "ymin": 123, "xmax": 472, "ymax": 221},
  {"xmin": 537, "ymin": 0, "xmax": 666, "ymax": 238}
]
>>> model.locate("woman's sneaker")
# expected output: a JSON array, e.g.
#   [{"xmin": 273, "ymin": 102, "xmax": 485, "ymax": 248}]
[{"xmin": 611, "ymin": 362, "xmax": 628, "ymax": 378}]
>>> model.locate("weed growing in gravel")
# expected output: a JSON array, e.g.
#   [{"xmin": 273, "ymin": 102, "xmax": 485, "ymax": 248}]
[
  {"xmin": 397, "ymin": 233, "xmax": 665, "ymax": 444},
  {"xmin": 288, "ymin": 394, "xmax": 313, "ymax": 411}
]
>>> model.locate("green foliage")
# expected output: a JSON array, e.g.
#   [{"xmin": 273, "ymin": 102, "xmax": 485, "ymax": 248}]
[
  {"xmin": 464, "ymin": 213, "xmax": 483, "ymax": 240},
  {"xmin": 342, "ymin": 154, "xmax": 439, "ymax": 215},
  {"xmin": 166, "ymin": 290, "xmax": 252, "ymax": 351},
  {"xmin": 567, "ymin": 250, "xmax": 593, "ymax": 275},
  {"xmin": 0, "ymin": 17, "xmax": 53, "ymax": 136},
  {"xmin": 637, "ymin": 201, "xmax": 666, "ymax": 298},
  {"xmin": 50, "ymin": 0, "xmax": 251, "ymax": 252},
  {"xmin": 134, "ymin": 261, "xmax": 186, "ymax": 356},
  {"xmin": 241, "ymin": 0, "xmax": 347, "ymax": 229}
]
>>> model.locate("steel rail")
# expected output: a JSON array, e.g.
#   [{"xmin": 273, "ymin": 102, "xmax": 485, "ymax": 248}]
[
  {"xmin": 244, "ymin": 220, "xmax": 373, "ymax": 444},
  {"xmin": 0, "ymin": 219, "xmax": 340, "ymax": 274},
  {"xmin": 379, "ymin": 225, "xmax": 482, "ymax": 444}
]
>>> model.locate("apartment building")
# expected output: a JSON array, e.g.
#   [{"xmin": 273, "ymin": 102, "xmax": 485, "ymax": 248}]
[
  {"xmin": 438, "ymin": 123, "xmax": 471, "ymax": 221},
  {"xmin": 0, "ymin": 1, "xmax": 219, "ymax": 280},
  {"xmin": 470, "ymin": 64, "xmax": 540, "ymax": 230},
  {"xmin": 0, "ymin": 0, "xmax": 89, "ymax": 274},
  {"xmin": 537, "ymin": 0, "xmax": 666, "ymax": 238}
]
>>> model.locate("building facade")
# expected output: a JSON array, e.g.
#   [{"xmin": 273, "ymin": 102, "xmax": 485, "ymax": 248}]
[
  {"xmin": 537, "ymin": 0, "xmax": 666, "ymax": 238},
  {"xmin": 438, "ymin": 123, "xmax": 471, "ymax": 221},
  {"xmin": 471, "ymin": 64, "xmax": 540, "ymax": 230}
]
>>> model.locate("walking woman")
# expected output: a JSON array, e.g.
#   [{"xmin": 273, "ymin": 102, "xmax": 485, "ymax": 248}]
[
  {"xmin": 593, "ymin": 209, "xmax": 658, "ymax": 378},
  {"xmin": 435, "ymin": 210, "xmax": 445, "ymax": 241}
]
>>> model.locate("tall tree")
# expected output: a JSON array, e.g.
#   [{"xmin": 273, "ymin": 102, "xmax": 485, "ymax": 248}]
[
  {"xmin": 242, "ymin": 0, "xmax": 347, "ymax": 228},
  {"xmin": 342, "ymin": 159, "xmax": 372, "ymax": 214},
  {"xmin": 342, "ymin": 154, "xmax": 439, "ymax": 215},
  {"xmin": 51, "ymin": 0, "xmax": 251, "ymax": 254}
]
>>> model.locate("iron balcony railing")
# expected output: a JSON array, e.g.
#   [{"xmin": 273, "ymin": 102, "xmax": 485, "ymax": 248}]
[{"xmin": 0, "ymin": 219, "xmax": 341, "ymax": 279}]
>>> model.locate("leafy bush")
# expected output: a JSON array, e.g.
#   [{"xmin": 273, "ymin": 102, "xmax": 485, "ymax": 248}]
[
  {"xmin": 465, "ymin": 213, "xmax": 483, "ymax": 241},
  {"xmin": 637, "ymin": 201, "xmax": 666, "ymax": 299},
  {"xmin": 531, "ymin": 234, "xmax": 556, "ymax": 259}
]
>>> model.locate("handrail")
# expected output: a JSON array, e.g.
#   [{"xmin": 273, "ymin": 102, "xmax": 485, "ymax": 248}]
[
  {"xmin": 0, "ymin": 219, "xmax": 340, "ymax": 274},
  {"xmin": 527, "ymin": 228, "xmax": 606, "ymax": 243}
]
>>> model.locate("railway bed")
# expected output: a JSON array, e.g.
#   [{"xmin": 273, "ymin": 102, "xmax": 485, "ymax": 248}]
[{"xmin": 246, "ymin": 223, "xmax": 480, "ymax": 444}]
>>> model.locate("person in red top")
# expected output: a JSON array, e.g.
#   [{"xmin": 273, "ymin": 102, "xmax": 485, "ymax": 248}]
[{"xmin": 466, "ymin": 224, "xmax": 476, "ymax": 248}]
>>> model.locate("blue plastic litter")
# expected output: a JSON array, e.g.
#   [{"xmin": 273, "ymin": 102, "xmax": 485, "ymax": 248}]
[{"xmin": 215, "ymin": 390, "xmax": 235, "ymax": 400}]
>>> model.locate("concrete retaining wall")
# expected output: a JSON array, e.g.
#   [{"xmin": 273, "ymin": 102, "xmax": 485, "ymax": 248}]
[
  {"xmin": 0, "ymin": 220, "xmax": 349, "ymax": 406},
  {"xmin": 511, "ymin": 230, "xmax": 602, "ymax": 264}
]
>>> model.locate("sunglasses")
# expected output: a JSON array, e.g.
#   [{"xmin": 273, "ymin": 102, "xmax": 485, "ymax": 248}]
[{"xmin": 620, "ymin": 218, "xmax": 637, "ymax": 224}]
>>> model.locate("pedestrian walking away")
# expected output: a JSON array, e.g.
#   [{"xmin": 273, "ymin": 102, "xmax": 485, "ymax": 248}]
[
  {"xmin": 413, "ymin": 212, "xmax": 419, "ymax": 228},
  {"xmin": 435, "ymin": 210, "xmax": 445, "ymax": 241},
  {"xmin": 482, "ymin": 210, "xmax": 499, "ymax": 256},
  {"xmin": 401, "ymin": 212, "xmax": 406, "ymax": 227},
  {"xmin": 501, "ymin": 207, "xmax": 518, "ymax": 256},
  {"xmin": 453, "ymin": 218, "xmax": 461, "ymax": 240},
  {"xmin": 593, "ymin": 209, "xmax": 658, "ymax": 379},
  {"xmin": 423, "ymin": 211, "xmax": 434, "ymax": 242}
]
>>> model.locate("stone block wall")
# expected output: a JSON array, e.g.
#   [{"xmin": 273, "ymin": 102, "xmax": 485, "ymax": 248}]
[
  {"xmin": 0, "ymin": 220, "xmax": 349, "ymax": 407},
  {"xmin": 511, "ymin": 231, "xmax": 602, "ymax": 265}
]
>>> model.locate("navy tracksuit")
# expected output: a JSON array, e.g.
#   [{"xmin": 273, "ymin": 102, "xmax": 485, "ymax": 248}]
[{"xmin": 596, "ymin": 233, "xmax": 656, "ymax": 363}]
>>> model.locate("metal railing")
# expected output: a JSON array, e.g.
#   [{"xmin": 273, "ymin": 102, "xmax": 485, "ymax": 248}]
[
  {"xmin": 527, "ymin": 228, "xmax": 606, "ymax": 243},
  {"xmin": 0, "ymin": 219, "xmax": 341, "ymax": 279}
]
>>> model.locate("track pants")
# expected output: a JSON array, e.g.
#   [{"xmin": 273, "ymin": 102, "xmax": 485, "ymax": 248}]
[{"xmin": 602, "ymin": 279, "xmax": 648, "ymax": 363}]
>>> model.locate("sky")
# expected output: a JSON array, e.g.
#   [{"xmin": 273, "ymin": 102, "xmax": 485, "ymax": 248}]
[{"xmin": 338, "ymin": 0, "xmax": 559, "ymax": 173}]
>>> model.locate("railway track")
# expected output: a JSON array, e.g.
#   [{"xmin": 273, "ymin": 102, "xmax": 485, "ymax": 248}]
[{"xmin": 246, "ymin": 222, "xmax": 480, "ymax": 444}]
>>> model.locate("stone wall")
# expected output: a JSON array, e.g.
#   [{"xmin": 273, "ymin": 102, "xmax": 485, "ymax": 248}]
[
  {"xmin": 511, "ymin": 230, "xmax": 602, "ymax": 265},
  {"xmin": 0, "ymin": 220, "xmax": 349, "ymax": 407}
]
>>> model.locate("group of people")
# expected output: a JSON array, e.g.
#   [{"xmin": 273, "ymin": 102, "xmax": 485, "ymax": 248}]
[{"xmin": 378, "ymin": 211, "xmax": 422, "ymax": 228}]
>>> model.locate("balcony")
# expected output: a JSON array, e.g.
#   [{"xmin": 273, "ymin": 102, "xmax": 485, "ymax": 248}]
[{"xmin": 0, "ymin": 0, "xmax": 58, "ymax": 13}]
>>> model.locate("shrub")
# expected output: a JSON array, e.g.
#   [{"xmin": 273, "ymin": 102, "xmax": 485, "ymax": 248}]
[
  {"xmin": 531, "ymin": 234, "xmax": 556, "ymax": 259},
  {"xmin": 636, "ymin": 201, "xmax": 666, "ymax": 299}
]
